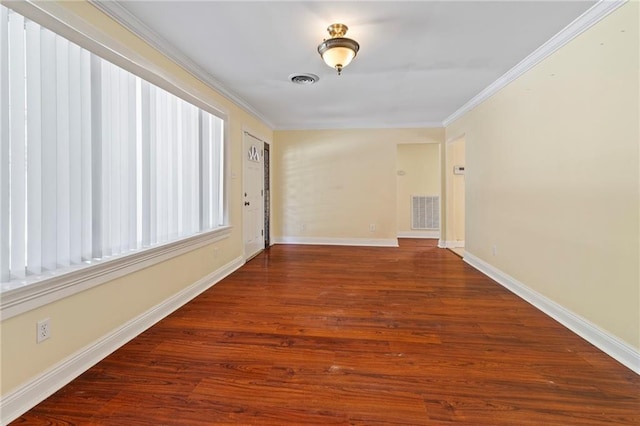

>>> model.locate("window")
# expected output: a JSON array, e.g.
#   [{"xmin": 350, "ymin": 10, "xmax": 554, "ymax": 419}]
[{"xmin": 0, "ymin": 5, "xmax": 226, "ymax": 292}]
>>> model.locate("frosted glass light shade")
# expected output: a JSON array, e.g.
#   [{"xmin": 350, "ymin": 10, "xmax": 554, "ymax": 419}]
[
  {"xmin": 317, "ymin": 36, "xmax": 360, "ymax": 74},
  {"xmin": 321, "ymin": 46, "xmax": 356, "ymax": 69}
]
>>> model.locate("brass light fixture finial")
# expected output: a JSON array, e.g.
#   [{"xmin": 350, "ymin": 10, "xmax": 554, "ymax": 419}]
[
  {"xmin": 317, "ymin": 23, "xmax": 360, "ymax": 75},
  {"xmin": 327, "ymin": 23, "xmax": 348, "ymax": 38}
]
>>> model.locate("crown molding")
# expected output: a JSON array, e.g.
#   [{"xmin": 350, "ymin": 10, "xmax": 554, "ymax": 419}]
[
  {"xmin": 275, "ymin": 120, "xmax": 444, "ymax": 131},
  {"xmin": 89, "ymin": 0, "xmax": 275, "ymax": 130},
  {"xmin": 442, "ymin": 0, "xmax": 628, "ymax": 127}
]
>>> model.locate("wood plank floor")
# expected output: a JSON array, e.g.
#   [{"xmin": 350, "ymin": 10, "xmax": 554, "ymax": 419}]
[{"xmin": 12, "ymin": 239, "xmax": 640, "ymax": 425}]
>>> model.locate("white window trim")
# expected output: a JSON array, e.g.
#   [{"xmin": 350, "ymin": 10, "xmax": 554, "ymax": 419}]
[{"xmin": 1, "ymin": 226, "xmax": 231, "ymax": 320}]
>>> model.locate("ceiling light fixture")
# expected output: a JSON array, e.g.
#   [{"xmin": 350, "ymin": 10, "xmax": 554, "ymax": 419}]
[{"xmin": 317, "ymin": 23, "xmax": 360, "ymax": 75}]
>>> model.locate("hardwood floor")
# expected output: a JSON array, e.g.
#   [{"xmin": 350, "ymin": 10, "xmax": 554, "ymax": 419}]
[{"xmin": 12, "ymin": 239, "xmax": 640, "ymax": 425}]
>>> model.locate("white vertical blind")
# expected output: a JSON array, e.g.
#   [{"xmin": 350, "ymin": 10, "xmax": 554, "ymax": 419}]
[
  {"xmin": 41, "ymin": 26, "xmax": 57, "ymax": 272},
  {"xmin": 68, "ymin": 43, "xmax": 82, "ymax": 265},
  {"xmin": 90, "ymin": 55, "xmax": 102, "ymax": 260},
  {"xmin": 157, "ymin": 91, "xmax": 168, "ymax": 244},
  {"xmin": 119, "ymin": 69, "xmax": 127, "ymax": 251},
  {"xmin": 126, "ymin": 72, "xmax": 137, "ymax": 252},
  {"xmin": 8, "ymin": 11, "xmax": 25, "ymax": 279},
  {"xmin": 100, "ymin": 60, "xmax": 112, "ymax": 258},
  {"xmin": 213, "ymin": 117, "xmax": 224, "ymax": 226},
  {"xmin": 0, "ymin": 6, "xmax": 10, "ymax": 282},
  {"xmin": 148, "ymin": 85, "xmax": 157, "ymax": 247},
  {"xmin": 80, "ymin": 50, "xmax": 92, "ymax": 262},
  {"xmin": 25, "ymin": 20, "xmax": 42, "ymax": 274},
  {"xmin": 55, "ymin": 36, "xmax": 70, "ymax": 268},
  {"xmin": 200, "ymin": 112, "xmax": 212, "ymax": 230},
  {"xmin": 140, "ymin": 80, "xmax": 151, "ymax": 247},
  {"xmin": 0, "ymin": 5, "xmax": 225, "ymax": 287},
  {"xmin": 107, "ymin": 63, "xmax": 120, "ymax": 256},
  {"xmin": 182, "ymin": 103, "xmax": 199, "ymax": 236},
  {"xmin": 168, "ymin": 96, "xmax": 177, "ymax": 240}
]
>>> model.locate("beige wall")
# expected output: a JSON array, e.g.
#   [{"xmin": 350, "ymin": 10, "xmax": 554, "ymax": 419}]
[
  {"xmin": 445, "ymin": 137, "xmax": 465, "ymax": 243},
  {"xmin": 446, "ymin": 2, "xmax": 639, "ymax": 348},
  {"xmin": 0, "ymin": 1, "xmax": 272, "ymax": 395},
  {"xmin": 396, "ymin": 144, "xmax": 440, "ymax": 234},
  {"xmin": 272, "ymin": 128, "xmax": 444, "ymax": 241}
]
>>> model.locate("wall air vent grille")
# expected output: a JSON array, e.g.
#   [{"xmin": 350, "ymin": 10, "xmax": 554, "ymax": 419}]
[{"xmin": 411, "ymin": 196, "xmax": 440, "ymax": 230}]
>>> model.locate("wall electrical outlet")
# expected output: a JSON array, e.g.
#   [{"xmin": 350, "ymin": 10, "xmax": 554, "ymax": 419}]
[
  {"xmin": 369, "ymin": 224, "xmax": 376, "ymax": 232},
  {"xmin": 492, "ymin": 245, "xmax": 497, "ymax": 256},
  {"xmin": 37, "ymin": 318, "xmax": 51, "ymax": 343}
]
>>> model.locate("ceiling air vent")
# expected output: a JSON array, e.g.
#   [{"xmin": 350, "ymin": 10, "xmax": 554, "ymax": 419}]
[{"xmin": 289, "ymin": 73, "xmax": 319, "ymax": 85}]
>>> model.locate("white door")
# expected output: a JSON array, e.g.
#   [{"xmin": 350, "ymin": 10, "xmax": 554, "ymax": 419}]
[{"xmin": 243, "ymin": 132, "xmax": 264, "ymax": 260}]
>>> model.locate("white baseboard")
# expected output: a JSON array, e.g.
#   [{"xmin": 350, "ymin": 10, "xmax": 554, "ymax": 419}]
[
  {"xmin": 273, "ymin": 236, "xmax": 399, "ymax": 247},
  {"xmin": 440, "ymin": 240, "xmax": 465, "ymax": 248},
  {"xmin": 464, "ymin": 251, "xmax": 640, "ymax": 375},
  {"xmin": 0, "ymin": 255, "xmax": 244, "ymax": 425},
  {"xmin": 397, "ymin": 231, "xmax": 440, "ymax": 239}
]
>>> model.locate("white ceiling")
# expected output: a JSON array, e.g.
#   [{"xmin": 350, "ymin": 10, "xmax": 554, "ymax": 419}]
[{"xmin": 105, "ymin": 1, "xmax": 597, "ymax": 129}]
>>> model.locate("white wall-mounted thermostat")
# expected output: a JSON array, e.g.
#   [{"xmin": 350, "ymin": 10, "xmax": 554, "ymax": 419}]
[{"xmin": 453, "ymin": 165, "xmax": 465, "ymax": 175}]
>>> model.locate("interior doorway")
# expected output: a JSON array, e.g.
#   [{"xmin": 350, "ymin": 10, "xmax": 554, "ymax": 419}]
[
  {"xmin": 243, "ymin": 131, "xmax": 265, "ymax": 260},
  {"xmin": 396, "ymin": 143, "xmax": 441, "ymax": 240},
  {"xmin": 263, "ymin": 142, "xmax": 270, "ymax": 248},
  {"xmin": 445, "ymin": 135, "xmax": 466, "ymax": 256}
]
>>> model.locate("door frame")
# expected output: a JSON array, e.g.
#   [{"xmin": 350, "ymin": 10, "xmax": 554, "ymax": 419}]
[
  {"xmin": 443, "ymin": 134, "xmax": 466, "ymax": 250},
  {"xmin": 263, "ymin": 142, "xmax": 271, "ymax": 248},
  {"xmin": 242, "ymin": 128, "xmax": 271, "ymax": 261},
  {"xmin": 395, "ymin": 142, "xmax": 442, "ymax": 240}
]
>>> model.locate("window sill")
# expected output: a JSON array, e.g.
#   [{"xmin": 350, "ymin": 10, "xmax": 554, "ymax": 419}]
[{"xmin": 0, "ymin": 226, "xmax": 232, "ymax": 320}]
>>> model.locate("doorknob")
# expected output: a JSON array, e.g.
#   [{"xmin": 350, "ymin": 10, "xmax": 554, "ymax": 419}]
[{"xmin": 244, "ymin": 201, "xmax": 250, "ymax": 206}]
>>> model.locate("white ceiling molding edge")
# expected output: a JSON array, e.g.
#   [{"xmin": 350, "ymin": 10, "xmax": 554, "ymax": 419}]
[
  {"xmin": 442, "ymin": 0, "xmax": 627, "ymax": 127},
  {"xmin": 276, "ymin": 121, "xmax": 445, "ymax": 131},
  {"xmin": 89, "ymin": 0, "xmax": 275, "ymax": 130}
]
